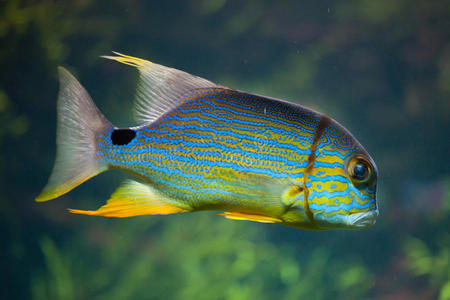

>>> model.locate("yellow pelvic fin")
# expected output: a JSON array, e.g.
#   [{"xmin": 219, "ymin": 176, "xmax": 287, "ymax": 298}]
[
  {"xmin": 218, "ymin": 212, "xmax": 281, "ymax": 224},
  {"xmin": 69, "ymin": 180, "xmax": 187, "ymax": 218},
  {"xmin": 101, "ymin": 51, "xmax": 151, "ymax": 68}
]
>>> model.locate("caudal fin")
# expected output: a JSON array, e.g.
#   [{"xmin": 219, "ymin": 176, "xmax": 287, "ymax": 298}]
[{"xmin": 36, "ymin": 67, "xmax": 112, "ymax": 202}]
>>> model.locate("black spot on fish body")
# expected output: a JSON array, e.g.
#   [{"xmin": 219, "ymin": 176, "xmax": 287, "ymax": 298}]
[{"xmin": 111, "ymin": 129, "xmax": 136, "ymax": 145}]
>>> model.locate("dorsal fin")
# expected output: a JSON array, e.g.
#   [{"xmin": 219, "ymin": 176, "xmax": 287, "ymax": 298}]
[{"xmin": 102, "ymin": 52, "xmax": 219, "ymax": 124}]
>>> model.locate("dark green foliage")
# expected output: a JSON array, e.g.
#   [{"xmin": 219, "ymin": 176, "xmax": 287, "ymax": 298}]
[{"xmin": 1, "ymin": 0, "xmax": 449, "ymax": 299}]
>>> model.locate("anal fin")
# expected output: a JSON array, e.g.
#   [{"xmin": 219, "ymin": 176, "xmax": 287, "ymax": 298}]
[
  {"xmin": 69, "ymin": 180, "xmax": 187, "ymax": 217},
  {"xmin": 218, "ymin": 212, "xmax": 281, "ymax": 224}
]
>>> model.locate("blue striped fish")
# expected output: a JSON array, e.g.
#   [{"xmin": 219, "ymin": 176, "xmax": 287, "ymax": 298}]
[{"xmin": 36, "ymin": 53, "xmax": 378, "ymax": 230}]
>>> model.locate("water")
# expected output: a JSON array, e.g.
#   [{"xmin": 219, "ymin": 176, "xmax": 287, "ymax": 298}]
[{"xmin": 1, "ymin": 1, "xmax": 449, "ymax": 299}]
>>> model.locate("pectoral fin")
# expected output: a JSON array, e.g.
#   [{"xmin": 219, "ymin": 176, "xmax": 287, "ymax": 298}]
[
  {"xmin": 69, "ymin": 180, "xmax": 187, "ymax": 217},
  {"xmin": 218, "ymin": 212, "xmax": 281, "ymax": 224}
]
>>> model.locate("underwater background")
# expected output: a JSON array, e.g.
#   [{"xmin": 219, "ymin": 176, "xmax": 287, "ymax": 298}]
[{"xmin": 1, "ymin": 0, "xmax": 449, "ymax": 299}]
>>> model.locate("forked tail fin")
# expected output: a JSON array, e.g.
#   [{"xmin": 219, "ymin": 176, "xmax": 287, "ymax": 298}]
[{"xmin": 36, "ymin": 67, "xmax": 112, "ymax": 202}]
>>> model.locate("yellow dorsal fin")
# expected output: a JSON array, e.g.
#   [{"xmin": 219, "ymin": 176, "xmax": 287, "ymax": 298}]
[
  {"xmin": 218, "ymin": 212, "xmax": 281, "ymax": 223},
  {"xmin": 102, "ymin": 52, "xmax": 217, "ymax": 125},
  {"xmin": 69, "ymin": 180, "xmax": 187, "ymax": 217}
]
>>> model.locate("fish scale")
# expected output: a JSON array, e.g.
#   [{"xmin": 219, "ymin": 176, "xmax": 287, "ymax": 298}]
[{"xmin": 100, "ymin": 89, "xmax": 318, "ymax": 209}]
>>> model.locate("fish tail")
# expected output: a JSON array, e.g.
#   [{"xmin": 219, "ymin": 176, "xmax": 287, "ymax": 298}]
[{"xmin": 35, "ymin": 67, "xmax": 113, "ymax": 202}]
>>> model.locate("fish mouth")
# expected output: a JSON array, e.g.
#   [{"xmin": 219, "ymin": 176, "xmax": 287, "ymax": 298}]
[{"xmin": 346, "ymin": 210, "xmax": 379, "ymax": 228}]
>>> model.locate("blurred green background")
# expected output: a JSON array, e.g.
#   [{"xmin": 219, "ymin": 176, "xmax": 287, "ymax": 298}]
[{"xmin": 1, "ymin": 0, "xmax": 449, "ymax": 299}]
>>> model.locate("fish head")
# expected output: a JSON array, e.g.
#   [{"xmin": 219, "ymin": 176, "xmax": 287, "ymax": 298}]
[{"xmin": 305, "ymin": 119, "xmax": 378, "ymax": 230}]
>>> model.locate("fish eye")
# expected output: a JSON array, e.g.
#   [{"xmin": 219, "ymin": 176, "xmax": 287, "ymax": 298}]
[{"xmin": 347, "ymin": 156, "xmax": 372, "ymax": 185}]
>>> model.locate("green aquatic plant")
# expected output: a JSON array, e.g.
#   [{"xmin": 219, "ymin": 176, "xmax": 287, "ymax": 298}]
[
  {"xmin": 402, "ymin": 235, "xmax": 450, "ymax": 299},
  {"xmin": 32, "ymin": 238, "xmax": 74, "ymax": 300},
  {"xmin": 32, "ymin": 213, "xmax": 374, "ymax": 300}
]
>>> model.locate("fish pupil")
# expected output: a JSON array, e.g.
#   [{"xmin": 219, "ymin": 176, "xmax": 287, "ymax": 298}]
[
  {"xmin": 353, "ymin": 163, "xmax": 368, "ymax": 180},
  {"xmin": 111, "ymin": 129, "xmax": 136, "ymax": 146}
]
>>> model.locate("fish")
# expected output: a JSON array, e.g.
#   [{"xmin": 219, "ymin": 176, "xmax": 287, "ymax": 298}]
[{"xmin": 36, "ymin": 52, "xmax": 379, "ymax": 230}]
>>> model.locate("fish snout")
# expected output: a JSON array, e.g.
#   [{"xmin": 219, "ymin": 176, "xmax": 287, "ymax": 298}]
[{"xmin": 346, "ymin": 210, "xmax": 379, "ymax": 228}]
